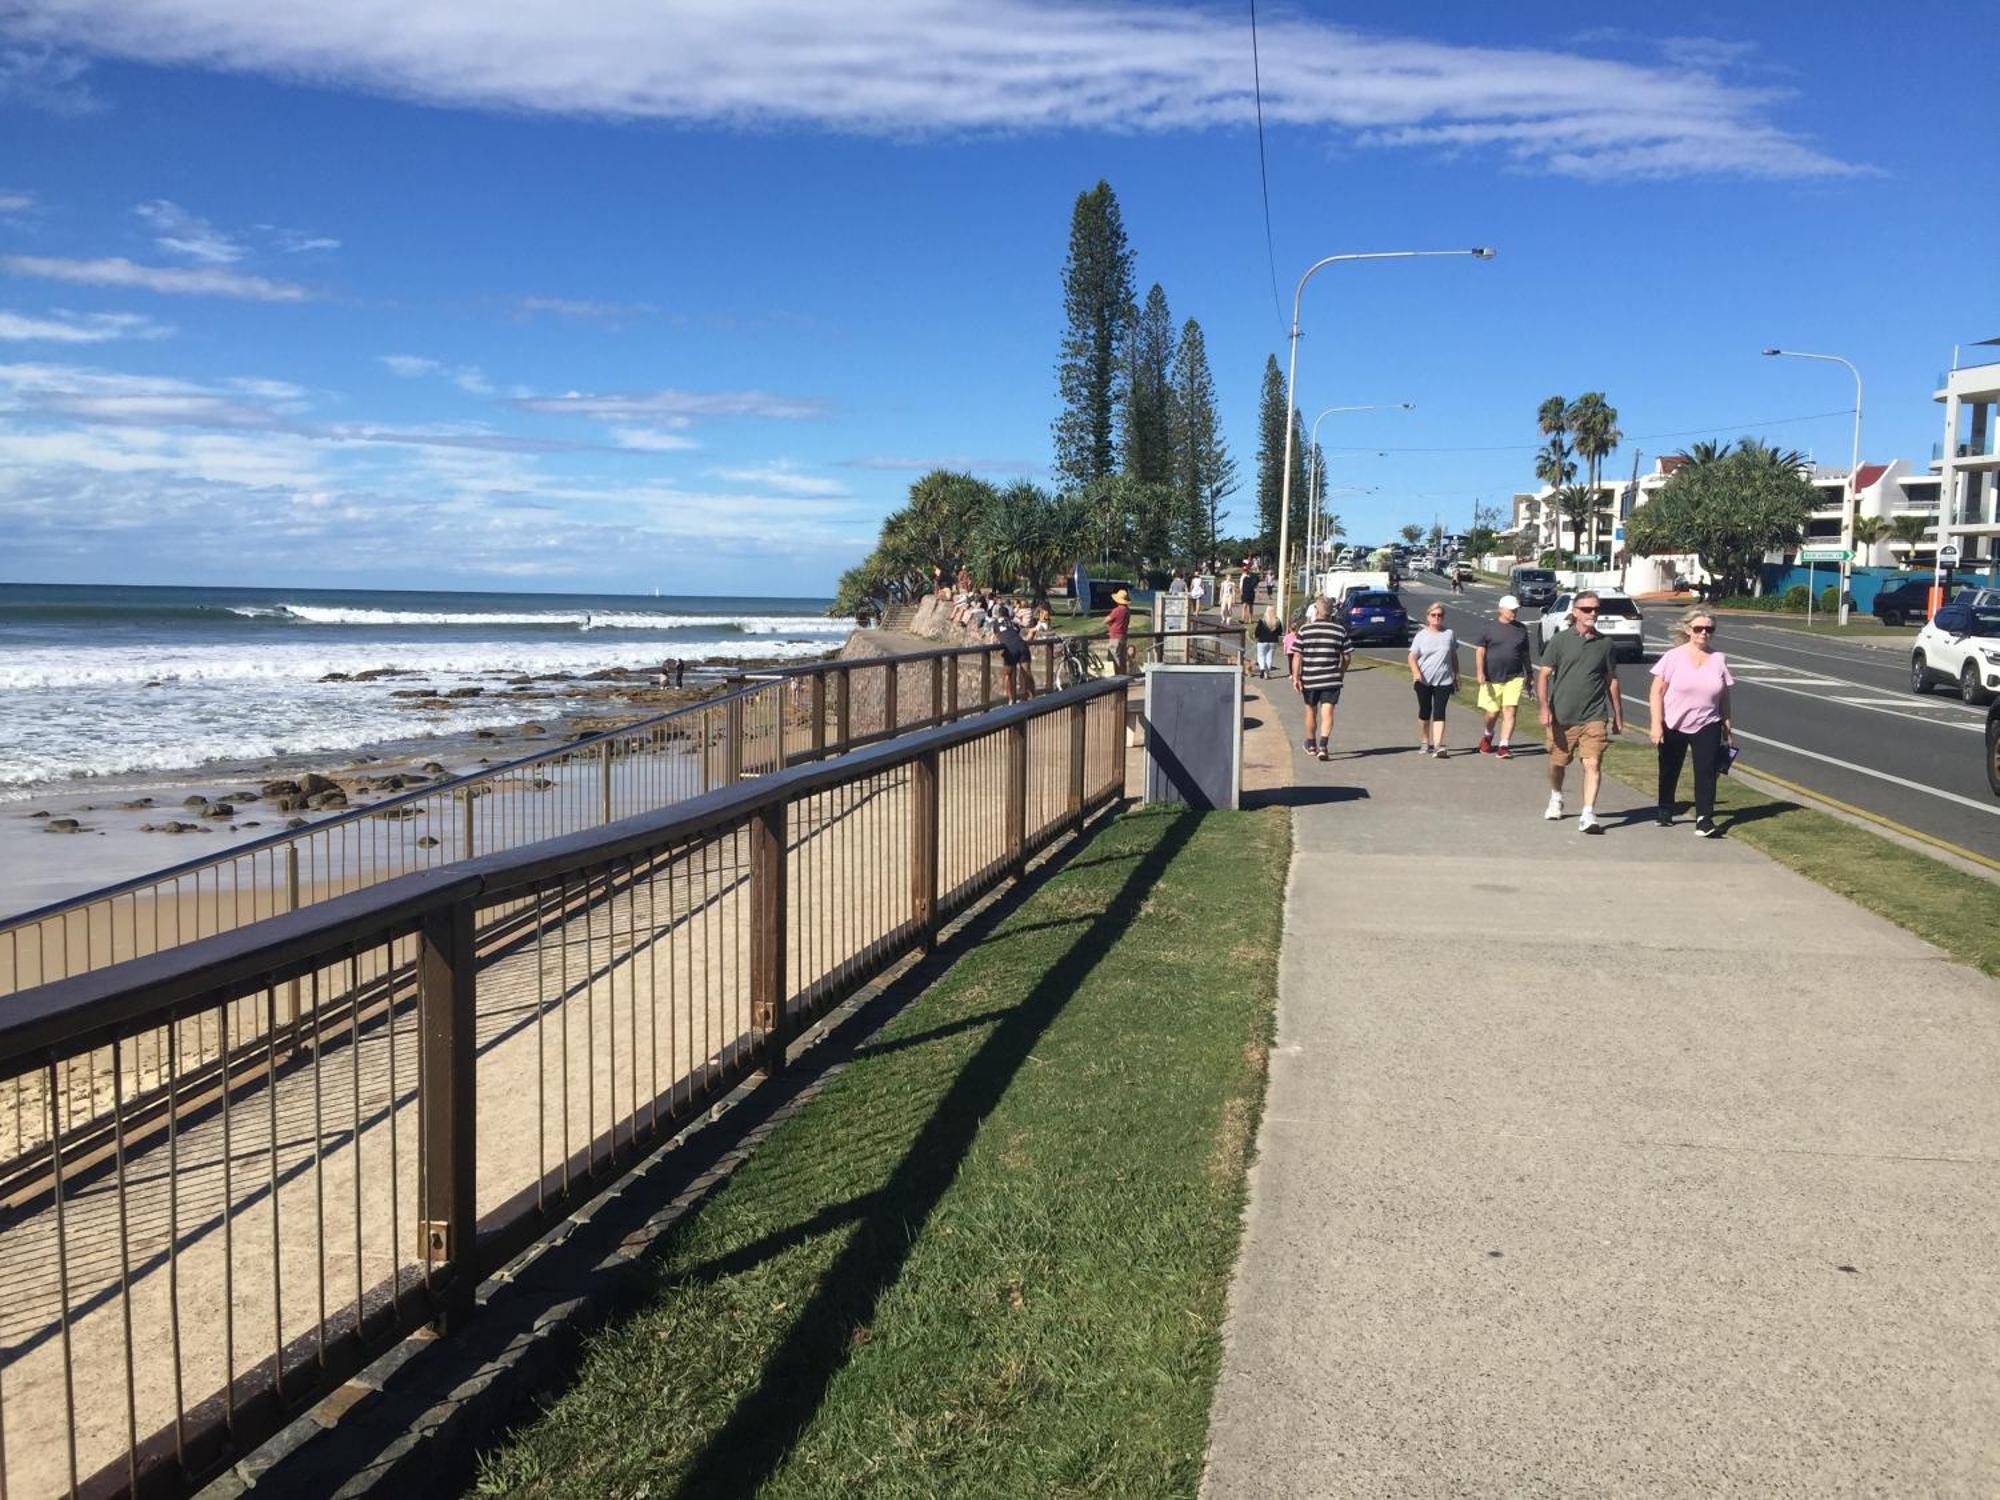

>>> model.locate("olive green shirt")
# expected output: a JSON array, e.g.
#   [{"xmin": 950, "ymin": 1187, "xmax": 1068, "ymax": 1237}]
[{"xmin": 1541, "ymin": 626, "xmax": 1619, "ymax": 725}]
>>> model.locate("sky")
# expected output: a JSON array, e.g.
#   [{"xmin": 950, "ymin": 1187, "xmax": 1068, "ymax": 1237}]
[{"xmin": 0, "ymin": 0, "xmax": 1993, "ymax": 595}]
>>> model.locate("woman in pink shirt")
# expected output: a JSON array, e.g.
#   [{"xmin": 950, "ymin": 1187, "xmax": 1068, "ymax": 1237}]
[{"xmin": 1648, "ymin": 609, "xmax": 1734, "ymax": 836}]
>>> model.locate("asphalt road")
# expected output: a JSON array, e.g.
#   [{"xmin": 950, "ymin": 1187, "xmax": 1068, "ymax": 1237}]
[{"xmin": 1354, "ymin": 573, "xmax": 2000, "ymax": 865}]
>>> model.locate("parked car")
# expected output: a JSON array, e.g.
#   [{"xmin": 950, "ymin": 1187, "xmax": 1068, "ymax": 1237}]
[
  {"xmin": 1910, "ymin": 600, "xmax": 2000, "ymax": 704},
  {"xmin": 1871, "ymin": 574, "xmax": 1946, "ymax": 627},
  {"xmin": 1988, "ymin": 699, "xmax": 2000, "ymax": 797},
  {"xmin": 1340, "ymin": 589, "xmax": 1412, "ymax": 645},
  {"xmin": 1952, "ymin": 587, "xmax": 2000, "ymax": 608},
  {"xmin": 1508, "ymin": 565, "xmax": 1559, "ymax": 608},
  {"xmin": 1537, "ymin": 590, "xmax": 1646, "ymax": 661}
]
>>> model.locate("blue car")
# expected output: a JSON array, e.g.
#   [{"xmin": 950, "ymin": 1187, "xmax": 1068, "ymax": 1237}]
[{"xmin": 1340, "ymin": 589, "xmax": 1411, "ymax": 644}]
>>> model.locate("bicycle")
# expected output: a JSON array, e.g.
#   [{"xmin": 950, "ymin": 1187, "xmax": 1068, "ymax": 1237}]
[{"xmin": 1051, "ymin": 634, "xmax": 1107, "ymax": 689}]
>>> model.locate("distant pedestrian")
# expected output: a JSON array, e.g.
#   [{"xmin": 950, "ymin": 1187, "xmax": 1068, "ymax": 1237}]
[
  {"xmin": 1189, "ymin": 573, "xmax": 1209, "ymax": 615},
  {"xmin": 1648, "ymin": 610, "xmax": 1733, "ymax": 836},
  {"xmin": 1474, "ymin": 595, "xmax": 1533, "ymax": 758},
  {"xmin": 1253, "ymin": 605, "xmax": 1280, "ymax": 678},
  {"xmin": 1535, "ymin": 589, "xmax": 1623, "ymax": 834},
  {"xmin": 1407, "ymin": 603, "xmax": 1458, "ymax": 758},
  {"xmin": 1106, "ymin": 588, "xmax": 1131, "ymax": 675},
  {"xmin": 1290, "ymin": 596, "xmax": 1351, "ymax": 761},
  {"xmin": 1239, "ymin": 561, "xmax": 1260, "ymax": 621},
  {"xmin": 996, "ymin": 607, "xmax": 1035, "ymax": 702},
  {"xmin": 1169, "ymin": 572, "xmax": 1188, "ymax": 595}
]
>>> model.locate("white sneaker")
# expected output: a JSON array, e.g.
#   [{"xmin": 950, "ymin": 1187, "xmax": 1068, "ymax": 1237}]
[
  {"xmin": 1578, "ymin": 807, "xmax": 1604, "ymax": 835},
  {"xmin": 1544, "ymin": 792, "xmax": 1563, "ymax": 821}
]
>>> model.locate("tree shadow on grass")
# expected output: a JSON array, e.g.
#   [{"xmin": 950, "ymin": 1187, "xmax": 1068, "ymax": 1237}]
[{"xmin": 665, "ymin": 810, "xmax": 1205, "ymax": 1499}]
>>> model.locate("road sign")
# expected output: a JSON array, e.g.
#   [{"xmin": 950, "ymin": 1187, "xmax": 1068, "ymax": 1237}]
[
  {"xmin": 1939, "ymin": 543, "xmax": 1961, "ymax": 563},
  {"xmin": 1799, "ymin": 546, "xmax": 1851, "ymax": 563}
]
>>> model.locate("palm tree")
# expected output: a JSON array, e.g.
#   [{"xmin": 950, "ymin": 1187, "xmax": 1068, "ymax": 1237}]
[
  {"xmin": 1684, "ymin": 439, "xmax": 1734, "ymax": 468},
  {"xmin": 1850, "ymin": 514, "xmax": 1887, "ymax": 566},
  {"xmin": 1534, "ymin": 436, "xmax": 1575, "ymax": 498},
  {"xmin": 1556, "ymin": 484, "xmax": 1598, "ymax": 559},
  {"xmin": 1566, "ymin": 393, "xmax": 1621, "ymax": 554},
  {"xmin": 1886, "ymin": 512, "xmax": 1932, "ymax": 560}
]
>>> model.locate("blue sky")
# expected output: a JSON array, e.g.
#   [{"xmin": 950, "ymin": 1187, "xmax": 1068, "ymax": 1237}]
[{"xmin": 0, "ymin": 1, "xmax": 1992, "ymax": 595}]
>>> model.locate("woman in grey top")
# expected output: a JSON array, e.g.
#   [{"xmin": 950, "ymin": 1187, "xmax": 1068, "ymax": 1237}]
[{"xmin": 1407, "ymin": 603, "xmax": 1458, "ymax": 759}]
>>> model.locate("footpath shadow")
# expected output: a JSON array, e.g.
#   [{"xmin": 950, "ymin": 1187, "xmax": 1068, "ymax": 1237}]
[
  {"xmin": 1245, "ymin": 785, "xmax": 1371, "ymax": 810},
  {"xmin": 663, "ymin": 810, "xmax": 1205, "ymax": 1498}
]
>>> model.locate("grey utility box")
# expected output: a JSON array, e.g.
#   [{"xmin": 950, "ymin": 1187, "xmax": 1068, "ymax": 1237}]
[{"xmin": 1142, "ymin": 663, "xmax": 1242, "ymax": 810}]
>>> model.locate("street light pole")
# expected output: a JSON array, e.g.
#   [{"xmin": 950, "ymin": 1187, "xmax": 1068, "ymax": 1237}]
[
  {"xmin": 1303, "ymin": 402, "xmax": 1414, "ymax": 595},
  {"xmin": 1763, "ymin": 347, "xmax": 1863, "ymax": 625},
  {"xmin": 1274, "ymin": 249, "xmax": 1494, "ymax": 626}
]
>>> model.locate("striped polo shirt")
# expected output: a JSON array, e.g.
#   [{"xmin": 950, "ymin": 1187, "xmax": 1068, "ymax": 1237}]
[{"xmin": 1295, "ymin": 617, "xmax": 1351, "ymax": 690}]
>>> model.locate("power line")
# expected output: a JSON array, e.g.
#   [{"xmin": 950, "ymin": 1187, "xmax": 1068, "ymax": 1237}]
[
  {"xmin": 1247, "ymin": 0, "xmax": 1285, "ymax": 335},
  {"xmin": 1320, "ymin": 406, "xmax": 1858, "ymax": 456}
]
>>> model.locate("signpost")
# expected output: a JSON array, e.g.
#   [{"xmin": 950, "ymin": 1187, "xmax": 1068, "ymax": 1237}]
[
  {"xmin": 1798, "ymin": 547, "xmax": 1851, "ymax": 626},
  {"xmin": 1932, "ymin": 542, "xmax": 1961, "ymax": 621}
]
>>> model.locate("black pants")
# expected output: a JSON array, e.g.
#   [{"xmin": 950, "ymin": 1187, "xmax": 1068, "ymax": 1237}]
[{"xmin": 1657, "ymin": 723, "xmax": 1723, "ymax": 819}]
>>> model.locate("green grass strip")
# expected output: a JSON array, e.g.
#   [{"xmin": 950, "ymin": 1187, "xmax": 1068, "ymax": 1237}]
[{"xmin": 475, "ymin": 804, "xmax": 1290, "ymax": 1497}]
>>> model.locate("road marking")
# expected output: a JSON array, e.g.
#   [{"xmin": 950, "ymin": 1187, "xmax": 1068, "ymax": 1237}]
[
  {"xmin": 1723, "ymin": 762, "xmax": 2000, "ymax": 873},
  {"xmin": 1829, "ymin": 695, "xmax": 1984, "ymax": 727},
  {"xmin": 1724, "ymin": 728, "xmax": 2000, "ymax": 817}
]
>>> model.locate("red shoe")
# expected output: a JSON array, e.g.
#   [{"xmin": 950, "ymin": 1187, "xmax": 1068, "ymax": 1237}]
[
  {"xmin": 1478, "ymin": 732, "xmax": 1493, "ymax": 755},
  {"xmin": 1495, "ymin": 744, "xmax": 1513, "ymax": 760}
]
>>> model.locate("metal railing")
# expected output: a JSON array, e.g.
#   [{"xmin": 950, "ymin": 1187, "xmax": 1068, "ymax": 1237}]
[{"xmin": 0, "ymin": 675, "xmax": 1132, "ymax": 1499}]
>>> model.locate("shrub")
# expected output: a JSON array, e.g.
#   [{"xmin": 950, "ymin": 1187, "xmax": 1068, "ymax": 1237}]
[
  {"xmin": 1820, "ymin": 585, "xmax": 1840, "ymax": 613},
  {"xmin": 1782, "ymin": 584, "xmax": 1810, "ymax": 611}
]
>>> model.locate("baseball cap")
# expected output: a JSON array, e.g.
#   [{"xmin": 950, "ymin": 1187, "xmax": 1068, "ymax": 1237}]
[{"xmin": 1497, "ymin": 594, "xmax": 1520, "ymax": 611}]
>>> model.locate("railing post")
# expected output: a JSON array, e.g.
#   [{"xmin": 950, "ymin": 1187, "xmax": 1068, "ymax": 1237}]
[
  {"xmin": 911, "ymin": 750, "xmax": 940, "ymax": 947},
  {"xmin": 834, "ymin": 667, "xmax": 852, "ymax": 753},
  {"xmin": 883, "ymin": 662, "xmax": 899, "ymax": 736},
  {"xmin": 460, "ymin": 788, "xmax": 475, "ymax": 860},
  {"xmin": 283, "ymin": 846, "xmax": 301, "ymax": 1036},
  {"xmin": 418, "ymin": 899, "xmax": 477, "ymax": 1322},
  {"xmin": 1118, "ymin": 681, "xmax": 1132, "ymax": 800},
  {"xmin": 980, "ymin": 651, "xmax": 993, "ymax": 708},
  {"xmin": 1068, "ymin": 700, "xmax": 1086, "ymax": 833},
  {"xmin": 725, "ymin": 695, "xmax": 744, "ymax": 782},
  {"xmin": 929, "ymin": 655, "xmax": 943, "ymax": 727},
  {"xmin": 811, "ymin": 670, "xmax": 827, "ymax": 755},
  {"xmin": 600, "ymin": 740, "xmax": 615, "ymax": 824},
  {"xmin": 1041, "ymin": 639, "xmax": 1056, "ymax": 691},
  {"xmin": 946, "ymin": 650, "xmax": 961, "ymax": 720},
  {"xmin": 749, "ymin": 800, "xmax": 789, "ymax": 1074},
  {"xmin": 1005, "ymin": 720, "xmax": 1027, "ymax": 875}
]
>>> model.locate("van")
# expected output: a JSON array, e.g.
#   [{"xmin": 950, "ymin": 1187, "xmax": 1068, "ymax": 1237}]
[{"xmin": 1508, "ymin": 565, "xmax": 1558, "ymax": 607}]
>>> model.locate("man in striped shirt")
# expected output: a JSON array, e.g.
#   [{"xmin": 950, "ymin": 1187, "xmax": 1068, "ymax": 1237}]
[{"xmin": 1289, "ymin": 596, "xmax": 1352, "ymax": 760}]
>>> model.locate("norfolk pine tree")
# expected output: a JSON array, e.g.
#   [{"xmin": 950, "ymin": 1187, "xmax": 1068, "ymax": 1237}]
[
  {"xmin": 1254, "ymin": 355, "xmax": 1289, "ymax": 554},
  {"xmin": 1119, "ymin": 283, "xmax": 1177, "ymax": 488},
  {"xmin": 1169, "ymin": 318, "xmax": 1235, "ymax": 562},
  {"xmin": 1053, "ymin": 181, "xmax": 1135, "ymax": 492}
]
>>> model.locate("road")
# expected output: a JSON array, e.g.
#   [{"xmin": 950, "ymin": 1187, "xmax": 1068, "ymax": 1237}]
[{"xmin": 1354, "ymin": 573, "xmax": 2000, "ymax": 866}]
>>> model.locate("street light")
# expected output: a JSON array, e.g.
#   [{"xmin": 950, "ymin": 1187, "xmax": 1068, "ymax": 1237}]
[
  {"xmin": 1762, "ymin": 347, "xmax": 1863, "ymax": 625},
  {"xmin": 1275, "ymin": 249, "xmax": 1494, "ymax": 624},
  {"xmin": 1303, "ymin": 403, "xmax": 1414, "ymax": 591}
]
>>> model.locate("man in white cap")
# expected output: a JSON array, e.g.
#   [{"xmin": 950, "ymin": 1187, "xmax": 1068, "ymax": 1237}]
[{"xmin": 1473, "ymin": 594, "xmax": 1533, "ymax": 758}]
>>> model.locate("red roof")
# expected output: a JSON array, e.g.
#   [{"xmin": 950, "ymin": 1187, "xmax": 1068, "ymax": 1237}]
[
  {"xmin": 1658, "ymin": 454, "xmax": 1689, "ymax": 474},
  {"xmin": 1853, "ymin": 463, "xmax": 1888, "ymax": 491}
]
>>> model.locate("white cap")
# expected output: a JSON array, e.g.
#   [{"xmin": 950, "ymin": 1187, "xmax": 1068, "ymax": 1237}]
[{"xmin": 1497, "ymin": 594, "xmax": 1520, "ymax": 611}]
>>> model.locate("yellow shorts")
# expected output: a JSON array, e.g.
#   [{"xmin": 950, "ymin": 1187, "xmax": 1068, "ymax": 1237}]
[{"xmin": 1477, "ymin": 679, "xmax": 1524, "ymax": 712}]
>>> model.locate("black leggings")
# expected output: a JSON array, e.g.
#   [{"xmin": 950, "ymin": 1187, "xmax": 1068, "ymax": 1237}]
[
  {"xmin": 1658, "ymin": 723, "xmax": 1723, "ymax": 819},
  {"xmin": 1413, "ymin": 681, "xmax": 1452, "ymax": 720}
]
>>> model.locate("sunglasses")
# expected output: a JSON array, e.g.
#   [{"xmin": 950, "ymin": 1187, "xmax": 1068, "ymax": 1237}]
[
  {"xmin": 1690, "ymin": 623, "xmax": 1716, "ymax": 633},
  {"xmin": 1573, "ymin": 605, "xmax": 1598, "ymax": 614}
]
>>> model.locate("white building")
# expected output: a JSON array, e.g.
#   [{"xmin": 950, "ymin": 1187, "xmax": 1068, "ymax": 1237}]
[{"xmin": 1936, "ymin": 347, "xmax": 2000, "ymax": 575}]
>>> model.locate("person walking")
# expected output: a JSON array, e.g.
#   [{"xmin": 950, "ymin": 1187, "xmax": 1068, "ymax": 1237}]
[
  {"xmin": 1535, "ymin": 589, "xmax": 1622, "ymax": 833},
  {"xmin": 1253, "ymin": 605, "xmax": 1280, "ymax": 678},
  {"xmin": 1105, "ymin": 588, "xmax": 1131, "ymax": 675},
  {"xmin": 1290, "ymin": 596, "xmax": 1351, "ymax": 760},
  {"xmin": 1648, "ymin": 610, "xmax": 1734, "ymax": 836},
  {"xmin": 1189, "ymin": 571, "xmax": 1209, "ymax": 617},
  {"xmin": 1407, "ymin": 603, "xmax": 1458, "ymax": 758},
  {"xmin": 1473, "ymin": 594, "xmax": 1533, "ymax": 758}
]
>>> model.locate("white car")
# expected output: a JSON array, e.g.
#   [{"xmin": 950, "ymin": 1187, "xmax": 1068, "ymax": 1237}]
[
  {"xmin": 1911, "ymin": 599, "xmax": 2000, "ymax": 704},
  {"xmin": 1537, "ymin": 591, "xmax": 1646, "ymax": 662}
]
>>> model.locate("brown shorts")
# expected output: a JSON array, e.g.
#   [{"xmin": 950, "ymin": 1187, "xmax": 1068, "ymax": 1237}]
[{"xmin": 1546, "ymin": 719, "xmax": 1609, "ymax": 767}]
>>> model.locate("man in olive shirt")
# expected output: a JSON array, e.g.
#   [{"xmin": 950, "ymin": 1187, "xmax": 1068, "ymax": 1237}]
[{"xmin": 1535, "ymin": 590, "xmax": 1622, "ymax": 834}]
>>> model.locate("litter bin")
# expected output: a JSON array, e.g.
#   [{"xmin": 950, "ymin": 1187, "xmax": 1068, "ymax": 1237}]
[{"xmin": 1142, "ymin": 663, "xmax": 1242, "ymax": 810}]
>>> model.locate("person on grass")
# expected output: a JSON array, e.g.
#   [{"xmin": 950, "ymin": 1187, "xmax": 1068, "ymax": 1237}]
[
  {"xmin": 1407, "ymin": 603, "xmax": 1458, "ymax": 759},
  {"xmin": 1291, "ymin": 596, "xmax": 1351, "ymax": 762},
  {"xmin": 1474, "ymin": 594, "xmax": 1533, "ymax": 758},
  {"xmin": 1536, "ymin": 589, "xmax": 1622, "ymax": 834},
  {"xmin": 1649, "ymin": 610, "xmax": 1733, "ymax": 836}
]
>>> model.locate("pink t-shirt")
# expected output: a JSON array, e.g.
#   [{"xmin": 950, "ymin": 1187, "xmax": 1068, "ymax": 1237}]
[{"xmin": 1650, "ymin": 645, "xmax": 1733, "ymax": 732}]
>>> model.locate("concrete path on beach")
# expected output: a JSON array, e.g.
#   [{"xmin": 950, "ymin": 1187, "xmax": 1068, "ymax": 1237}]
[{"xmin": 1205, "ymin": 662, "xmax": 2000, "ymax": 1497}]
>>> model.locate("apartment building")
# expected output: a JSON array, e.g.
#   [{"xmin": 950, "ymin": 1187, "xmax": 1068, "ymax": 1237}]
[{"xmin": 1936, "ymin": 348, "xmax": 2000, "ymax": 573}]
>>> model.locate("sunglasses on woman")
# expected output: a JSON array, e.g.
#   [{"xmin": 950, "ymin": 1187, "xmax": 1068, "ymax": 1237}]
[{"xmin": 1690, "ymin": 624, "xmax": 1715, "ymax": 634}]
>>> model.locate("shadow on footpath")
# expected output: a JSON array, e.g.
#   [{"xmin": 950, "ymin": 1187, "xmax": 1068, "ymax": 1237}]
[
  {"xmin": 660, "ymin": 809, "xmax": 1204, "ymax": 1498},
  {"xmin": 1245, "ymin": 785, "xmax": 1371, "ymax": 810}
]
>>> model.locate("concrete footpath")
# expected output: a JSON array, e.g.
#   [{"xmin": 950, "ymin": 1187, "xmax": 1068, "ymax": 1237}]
[{"xmin": 1207, "ymin": 663, "xmax": 2000, "ymax": 1497}]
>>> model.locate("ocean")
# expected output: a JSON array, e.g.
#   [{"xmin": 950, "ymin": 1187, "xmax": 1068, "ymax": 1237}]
[{"xmin": 0, "ymin": 582, "xmax": 842, "ymax": 798}]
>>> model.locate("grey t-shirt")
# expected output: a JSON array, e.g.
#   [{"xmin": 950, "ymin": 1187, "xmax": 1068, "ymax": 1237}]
[{"xmin": 1409, "ymin": 627, "xmax": 1457, "ymax": 685}]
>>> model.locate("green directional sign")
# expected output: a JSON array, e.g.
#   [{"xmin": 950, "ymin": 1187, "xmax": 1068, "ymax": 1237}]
[{"xmin": 1799, "ymin": 547, "xmax": 1852, "ymax": 563}]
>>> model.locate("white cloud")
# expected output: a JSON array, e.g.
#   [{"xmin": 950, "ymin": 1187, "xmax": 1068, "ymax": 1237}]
[
  {"xmin": 379, "ymin": 353, "xmax": 442, "ymax": 378},
  {"xmin": 273, "ymin": 231, "xmax": 340, "ymax": 253},
  {"xmin": 611, "ymin": 426, "xmax": 699, "ymax": 452},
  {"xmin": 0, "ymin": 2, "xmax": 1865, "ymax": 180},
  {"xmin": 515, "ymin": 387, "xmax": 830, "ymax": 420},
  {"xmin": 0, "ymin": 46, "xmax": 97, "ymax": 115},
  {"xmin": 379, "ymin": 352, "xmax": 493, "ymax": 394},
  {"xmin": 845, "ymin": 454, "xmax": 1046, "ymax": 475},
  {"xmin": 0, "ymin": 191, "xmax": 33, "ymax": 215},
  {"xmin": 0, "ymin": 309, "xmax": 173, "ymax": 342},
  {"xmin": 513, "ymin": 294, "xmax": 658, "ymax": 328},
  {"xmin": 709, "ymin": 462, "xmax": 846, "ymax": 497},
  {"xmin": 0, "ymin": 254, "xmax": 313, "ymax": 301},
  {"xmin": 133, "ymin": 199, "xmax": 245, "ymax": 264}
]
